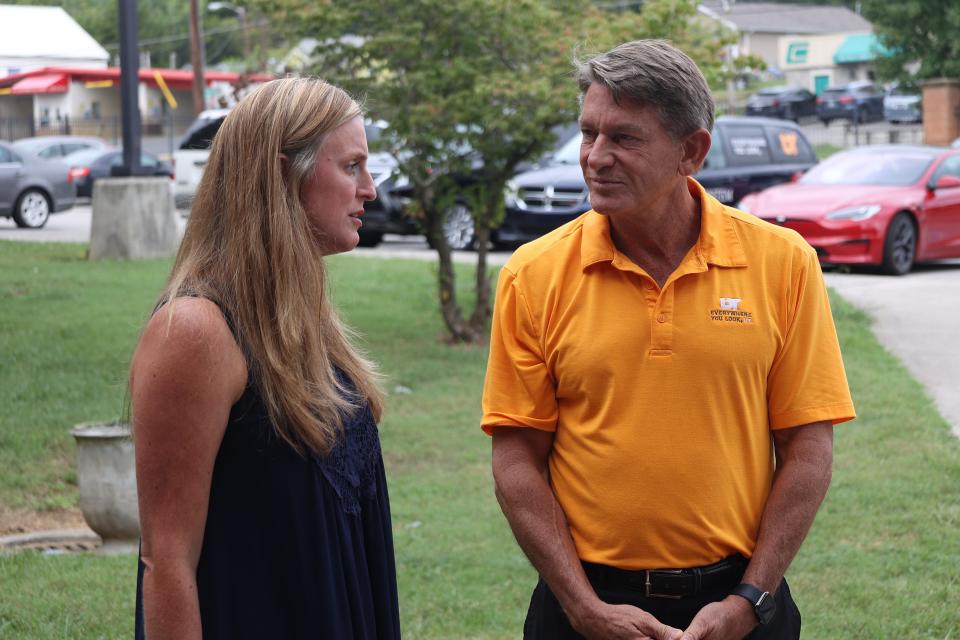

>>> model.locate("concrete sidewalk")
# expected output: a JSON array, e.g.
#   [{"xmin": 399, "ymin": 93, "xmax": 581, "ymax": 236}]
[{"xmin": 824, "ymin": 262, "xmax": 960, "ymax": 439}]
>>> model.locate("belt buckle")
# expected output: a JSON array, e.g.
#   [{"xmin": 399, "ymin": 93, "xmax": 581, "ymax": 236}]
[{"xmin": 644, "ymin": 569, "xmax": 685, "ymax": 599}]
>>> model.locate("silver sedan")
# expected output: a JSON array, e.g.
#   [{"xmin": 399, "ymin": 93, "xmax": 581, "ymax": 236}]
[{"xmin": 0, "ymin": 141, "xmax": 76, "ymax": 228}]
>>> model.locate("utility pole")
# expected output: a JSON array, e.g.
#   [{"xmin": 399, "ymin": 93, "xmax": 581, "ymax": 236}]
[
  {"xmin": 189, "ymin": 0, "xmax": 206, "ymax": 116},
  {"xmin": 116, "ymin": 0, "xmax": 142, "ymax": 176}
]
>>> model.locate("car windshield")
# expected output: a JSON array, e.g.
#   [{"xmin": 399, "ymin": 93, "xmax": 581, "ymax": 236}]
[
  {"xmin": 553, "ymin": 132, "xmax": 581, "ymax": 165},
  {"xmin": 800, "ymin": 151, "xmax": 935, "ymax": 186},
  {"xmin": 758, "ymin": 88, "xmax": 786, "ymax": 96},
  {"xmin": 179, "ymin": 116, "xmax": 226, "ymax": 150}
]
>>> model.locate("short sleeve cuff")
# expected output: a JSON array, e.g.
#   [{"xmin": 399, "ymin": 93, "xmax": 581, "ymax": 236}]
[
  {"xmin": 769, "ymin": 402, "xmax": 856, "ymax": 430},
  {"xmin": 481, "ymin": 414, "xmax": 558, "ymax": 437}
]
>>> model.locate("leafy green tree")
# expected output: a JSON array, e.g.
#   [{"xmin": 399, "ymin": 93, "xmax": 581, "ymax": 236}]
[
  {"xmin": 862, "ymin": 0, "xmax": 960, "ymax": 84},
  {"xmin": 257, "ymin": 0, "xmax": 734, "ymax": 343}
]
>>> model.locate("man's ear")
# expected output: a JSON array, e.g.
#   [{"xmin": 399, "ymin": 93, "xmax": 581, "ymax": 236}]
[{"xmin": 678, "ymin": 128, "xmax": 712, "ymax": 177}]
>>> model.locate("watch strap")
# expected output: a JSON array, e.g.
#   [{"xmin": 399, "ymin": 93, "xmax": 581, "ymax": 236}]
[{"xmin": 731, "ymin": 583, "xmax": 775, "ymax": 625}]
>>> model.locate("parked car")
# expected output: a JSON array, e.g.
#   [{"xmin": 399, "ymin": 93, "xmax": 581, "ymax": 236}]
[
  {"xmin": 67, "ymin": 149, "xmax": 174, "ymax": 198},
  {"xmin": 0, "ymin": 140, "xmax": 77, "ymax": 228},
  {"xmin": 745, "ymin": 86, "xmax": 817, "ymax": 121},
  {"xmin": 884, "ymin": 85, "xmax": 922, "ymax": 124},
  {"xmin": 13, "ymin": 135, "xmax": 113, "ymax": 161},
  {"xmin": 172, "ymin": 108, "xmax": 230, "ymax": 208},
  {"xmin": 816, "ymin": 81, "xmax": 885, "ymax": 125},
  {"xmin": 737, "ymin": 145, "xmax": 960, "ymax": 275},
  {"xmin": 495, "ymin": 116, "xmax": 818, "ymax": 247}
]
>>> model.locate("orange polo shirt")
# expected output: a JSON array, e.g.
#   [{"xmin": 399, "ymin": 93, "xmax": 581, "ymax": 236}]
[{"xmin": 482, "ymin": 178, "xmax": 855, "ymax": 570}]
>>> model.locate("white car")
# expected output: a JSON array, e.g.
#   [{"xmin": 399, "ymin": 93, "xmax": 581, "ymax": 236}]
[{"xmin": 173, "ymin": 108, "xmax": 231, "ymax": 209}]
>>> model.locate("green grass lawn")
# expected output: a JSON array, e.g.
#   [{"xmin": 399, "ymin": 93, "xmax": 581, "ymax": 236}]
[{"xmin": 1, "ymin": 240, "xmax": 958, "ymax": 639}]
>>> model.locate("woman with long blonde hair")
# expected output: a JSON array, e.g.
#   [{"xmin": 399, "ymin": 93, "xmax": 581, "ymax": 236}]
[{"xmin": 131, "ymin": 77, "xmax": 400, "ymax": 639}]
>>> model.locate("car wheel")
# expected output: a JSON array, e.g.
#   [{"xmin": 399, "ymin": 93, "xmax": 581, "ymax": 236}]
[
  {"xmin": 854, "ymin": 107, "xmax": 866, "ymax": 124},
  {"xmin": 784, "ymin": 106, "xmax": 796, "ymax": 122},
  {"xmin": 357, "ymin": 230, "xmax": 383, "ymax": 247},
  {"xmin": 442, "ymin": 202, "xmax": 475, "ymax": 250},
  {"xmin": 881, "ymin": 213, "xmax": 916, "ymax": 276},
  {"xmin": 820, "ymin": 118, "xmax": 830, "ymax": 127},
  {"xmin": 12, "ymin": 188, "xmax": 51, "ymax": 228}
]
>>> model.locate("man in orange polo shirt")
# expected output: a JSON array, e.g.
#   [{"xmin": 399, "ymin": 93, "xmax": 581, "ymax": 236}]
[{"xmin": 482, "ymin": 40, "xmax": 855, "ymax": 640}]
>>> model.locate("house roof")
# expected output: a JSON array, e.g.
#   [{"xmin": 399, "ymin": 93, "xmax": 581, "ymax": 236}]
[
  {"xmin": 0, "ymin": 66, "xmax": 274, "ymax": 93},
  {"xmin": 0, "ymin": 4, "xmax": 109, "ymax": 62},
  {"xmin": 699, "ymin": 2, "xmax": 872, "ymax": 34}
]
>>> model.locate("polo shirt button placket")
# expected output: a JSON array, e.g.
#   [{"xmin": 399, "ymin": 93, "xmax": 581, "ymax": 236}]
[{"xmin": 649, "ymin": 286, "xmax": 675, "ymax": 357}]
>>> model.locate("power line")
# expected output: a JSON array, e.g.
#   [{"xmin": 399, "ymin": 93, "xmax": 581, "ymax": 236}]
[{"xmin": 105, "ymin": 19, "xmax": 268, "ymax": 50}]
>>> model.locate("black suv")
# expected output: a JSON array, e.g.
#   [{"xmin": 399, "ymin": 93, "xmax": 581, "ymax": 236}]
[
  {"xmin": 745, "ymin": 86, "xmax": 817, "ymax": 121},
  {"xmin": 496, "ymin": 116, "xmax": 818, "ymax": 247}
]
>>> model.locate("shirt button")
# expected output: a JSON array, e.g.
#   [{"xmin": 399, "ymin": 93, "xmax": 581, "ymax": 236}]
[{"xmin": 656, "ymin": 313, "xmax": 668, "ymax": 323}]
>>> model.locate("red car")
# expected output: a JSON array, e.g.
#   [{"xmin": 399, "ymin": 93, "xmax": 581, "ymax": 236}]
[{"xmin": 738, "ymin": 145, "xmax": 960, "ymax": 275}]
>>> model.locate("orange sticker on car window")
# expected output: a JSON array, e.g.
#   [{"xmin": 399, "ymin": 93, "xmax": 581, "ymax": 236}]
[{"xmin": 779, "ymin": 132, "xmax": 799, "ymax": 156}]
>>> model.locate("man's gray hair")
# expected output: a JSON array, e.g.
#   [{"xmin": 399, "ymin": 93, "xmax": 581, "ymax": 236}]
[{"xmin": 574, "ymin": 40, "xmax": 715, "ymax": 140}]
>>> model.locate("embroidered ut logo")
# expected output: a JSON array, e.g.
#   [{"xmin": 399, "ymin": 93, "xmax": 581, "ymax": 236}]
[{"xmin": 719, "ymin": 297, "xmax": 742, "ymax": 310}]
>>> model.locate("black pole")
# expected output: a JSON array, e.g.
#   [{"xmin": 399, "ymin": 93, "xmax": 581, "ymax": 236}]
[{"xmin": 116, "ymin": 0, "xmax": 142, "ymax": 176}]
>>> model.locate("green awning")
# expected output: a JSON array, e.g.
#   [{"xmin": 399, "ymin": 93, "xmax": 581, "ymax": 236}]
[{"xmin": 833, "ymin": 34, "xmax": 891, "ymax": 65}]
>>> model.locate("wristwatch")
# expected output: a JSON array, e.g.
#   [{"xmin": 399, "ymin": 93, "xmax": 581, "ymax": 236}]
[{"xmin": 731, "ymin": 583, "xmax": 776, "ymax": 625}]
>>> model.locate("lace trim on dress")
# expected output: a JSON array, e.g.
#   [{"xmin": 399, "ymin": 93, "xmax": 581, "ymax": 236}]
[{"xmin": 314, "ymin": 402, "xmax": 383, "ymax": 516}]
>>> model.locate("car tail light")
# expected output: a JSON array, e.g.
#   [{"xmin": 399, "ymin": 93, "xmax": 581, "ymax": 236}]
[
  {"xmin": 67, "ymin": 166, "xmax": 90, "ymax": 182},
  {"xmin": 816, "ymin": 97, "xmax": 824, "ymax": 104},
  {"xmin": 839, "ymin": 95, "xmax": 855, "ymax": 104},
  {"xmin": 771, "ymin": 99, "xmax": 780, "ymax": 107}
]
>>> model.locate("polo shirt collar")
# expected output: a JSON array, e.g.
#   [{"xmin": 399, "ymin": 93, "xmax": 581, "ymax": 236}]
[{"xmin": 579, "ymin": 177, "xmax": 748, "ymax": 271}]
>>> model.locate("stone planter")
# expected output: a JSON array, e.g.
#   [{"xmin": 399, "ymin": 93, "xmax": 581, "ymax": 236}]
[{"xmin": 71, "ymin": 422, "xmax": 140, "ymax": 542}]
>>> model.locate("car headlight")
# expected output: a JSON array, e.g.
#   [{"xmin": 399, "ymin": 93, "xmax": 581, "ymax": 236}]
[
  {"xmin": 825, "ymin": 205, "xmax": 881, "ymax": 221},
  {"xmin": 504, "ymin": 179, "xmax": 521, "ymax": 208}
]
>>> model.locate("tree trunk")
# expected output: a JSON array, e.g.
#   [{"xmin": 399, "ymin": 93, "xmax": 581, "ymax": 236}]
[{"xmin": 426, "ymin": 208, "xmax": 481, "ymax": 343}]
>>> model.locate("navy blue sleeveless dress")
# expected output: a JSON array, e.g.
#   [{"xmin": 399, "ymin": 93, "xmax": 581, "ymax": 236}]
[{"xmin": 134, "ymin": 362, "xmax": 401, "ymax": 639}]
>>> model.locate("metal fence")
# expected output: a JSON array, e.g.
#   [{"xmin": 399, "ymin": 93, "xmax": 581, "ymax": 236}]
[
  {"xmin": 0, "ymin": 115, "xmax": 199, "ymax": 156},
  {"xmin": 2, "ymin": 111, "xmax": 927, "ymax": 159},
  {"xmin": 715, "ymin": 104, "xmax": 925, "ymax": 152}
]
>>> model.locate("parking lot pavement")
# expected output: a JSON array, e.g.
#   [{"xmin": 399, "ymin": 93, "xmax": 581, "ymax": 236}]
[
  {"xmin": 824, "ymin": 263, "xmax": 960, "ymax": 439},
  {"xmin": 0, "ymin": 202, "xmax": 189, "ymax": 243}
]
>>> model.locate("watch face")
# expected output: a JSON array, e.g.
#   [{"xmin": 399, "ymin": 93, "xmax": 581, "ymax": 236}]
[{"xmin": 756, "ymin": 592, "xmax": 776, "ymax": 625}]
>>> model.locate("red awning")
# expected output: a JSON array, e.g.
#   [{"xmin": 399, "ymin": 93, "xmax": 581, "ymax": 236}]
[{"xmin": 11, "ymin": 73, "xmax": 68, "ymax": 95}]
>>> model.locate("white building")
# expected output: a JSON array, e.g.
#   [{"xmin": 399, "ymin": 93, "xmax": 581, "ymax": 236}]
[
  {"xmin": 699, "ymin": 1, "xmax": 881, "ymax": 94},
  {"xmin": 0, "ymin": 4, "xmax": 109, "ymax": 77}
]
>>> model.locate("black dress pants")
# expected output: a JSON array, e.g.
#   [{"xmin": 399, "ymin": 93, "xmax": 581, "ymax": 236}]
[{"xmin": 523, "ymin": 575, "xmax": 801, "ymax": 639}]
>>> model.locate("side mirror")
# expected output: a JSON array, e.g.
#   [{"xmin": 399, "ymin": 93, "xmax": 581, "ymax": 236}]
[{"xmin": 930, "ymin": 174, "xmax": 960, "ymax": 191}]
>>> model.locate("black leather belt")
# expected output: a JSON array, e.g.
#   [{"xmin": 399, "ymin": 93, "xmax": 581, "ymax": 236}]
[{"xmin": 582, "ymin": 555, "xmax": 747, "ymax": 599}]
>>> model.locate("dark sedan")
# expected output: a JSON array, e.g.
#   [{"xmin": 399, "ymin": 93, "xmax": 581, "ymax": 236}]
[
  {"xmin": 0, "ymin": 141, "xmax": 76, "ymax": 228},
  {"xmin": 816, "ymin": 81, "xmax": 885, "ymax": 125},
  {"xmin": 745, "ymin": 86, "xmax": 816, "ymax": 121},
  {"xmin": 68, "ymin": 149, "xmax": 174, "ymax": 198}
]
